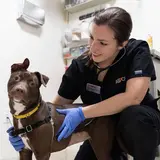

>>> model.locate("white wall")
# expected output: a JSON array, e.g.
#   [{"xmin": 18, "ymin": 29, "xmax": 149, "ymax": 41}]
[{"xmin": 0, "ymin": 0, "xmax": 67, "ymax": 159}]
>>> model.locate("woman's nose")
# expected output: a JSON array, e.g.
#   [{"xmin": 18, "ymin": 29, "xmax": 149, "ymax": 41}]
[{"xmin": 90, "ymin": 40, "xmax": 99, "ymax": 53}]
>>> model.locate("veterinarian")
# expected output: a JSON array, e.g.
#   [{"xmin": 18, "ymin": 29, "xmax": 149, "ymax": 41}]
[{"xmin": 7, "ymin": 6, "xmax": 160, "ymax": 160}]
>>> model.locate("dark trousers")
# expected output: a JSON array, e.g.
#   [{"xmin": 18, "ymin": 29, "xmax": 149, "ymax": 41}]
[{"xmin": 74, "ymin": 105, "xmax": 160, "ymax": 160}]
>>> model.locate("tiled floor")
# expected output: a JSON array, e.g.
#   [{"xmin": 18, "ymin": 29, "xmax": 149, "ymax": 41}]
[
  {"xmin": 49, "ymin": 153, "xmax": 160, "ymax": 160},
  {"xmin": 129, "ymin": 157, "xmax": 160, "ymax": 160},
  {"xmin": 32, "ymin": 143, "xmax": 82, "ymax": 160},
  {"xmin": 32, "ymin": 143, "xmax": 160, "ymax": 160}
]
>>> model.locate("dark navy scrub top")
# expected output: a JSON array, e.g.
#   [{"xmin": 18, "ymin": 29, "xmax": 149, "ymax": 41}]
[{"xmin": 58, "ymin": 38, "xmax": 156, "ymax": 106}]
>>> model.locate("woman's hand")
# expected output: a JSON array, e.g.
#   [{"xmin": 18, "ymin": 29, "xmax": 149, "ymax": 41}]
[
  {"xmin": 7, "ymin": 126, "xmax": 24, "ymax": 151},
  {"xmin": 56, "ymin": 107, "xmax": 85, "ymax": 142}
]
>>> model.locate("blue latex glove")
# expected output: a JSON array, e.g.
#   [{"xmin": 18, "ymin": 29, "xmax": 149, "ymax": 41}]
[
  {"xmin": 56, "ymin": 107, "xmax": 85, "ymax": 142},
  {"xmin": 6, "ymin": 126, "xmax": 24, "ymax": 152}
]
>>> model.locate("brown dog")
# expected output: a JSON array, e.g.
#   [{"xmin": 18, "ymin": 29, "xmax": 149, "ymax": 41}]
[{"xmin": 7, "ymin": 58, "xmax": 115, "ymax": 160}]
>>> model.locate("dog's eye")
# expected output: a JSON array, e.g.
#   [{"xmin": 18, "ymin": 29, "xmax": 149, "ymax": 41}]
[
  {"xmin": 14, "ymin": 76, "xmax": 20, "ymax": 81},
  {"xmin": 29, "ymin": 81, "xmax": 35, "ymax": 87}
]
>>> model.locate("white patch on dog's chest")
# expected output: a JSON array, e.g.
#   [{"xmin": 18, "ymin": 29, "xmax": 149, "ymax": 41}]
[
  {"xmin": 13, "ymin": 102, "xmax": 26, "ymax": 115},
  {"xmin": 18, "ymin": 120, "xmax": 31, "ymax": 150}
]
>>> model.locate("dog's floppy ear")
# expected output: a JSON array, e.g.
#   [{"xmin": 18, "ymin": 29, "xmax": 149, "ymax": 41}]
[{"xmin": 34, "ymin": 72, "xmax": 49, "ymax": 87}]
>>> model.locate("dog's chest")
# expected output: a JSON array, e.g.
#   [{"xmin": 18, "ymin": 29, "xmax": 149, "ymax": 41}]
[
  {"xmin": 13, "ymin": 102, "xmax": 26, "ymax": 115},
  {"xmin": 18, "ymin": 120, "xmax": 31, "ymax": 150}
]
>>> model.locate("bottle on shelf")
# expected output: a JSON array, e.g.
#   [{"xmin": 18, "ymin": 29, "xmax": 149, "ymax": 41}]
[{"xmin": 147, "ymin": 34, "xmax": 153, "ymax": 50}]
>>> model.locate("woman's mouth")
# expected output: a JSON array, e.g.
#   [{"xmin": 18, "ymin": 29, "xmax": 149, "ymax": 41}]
[{"xmin": 92, "ymin": 54, "xmax": 101, "ymax": 58}]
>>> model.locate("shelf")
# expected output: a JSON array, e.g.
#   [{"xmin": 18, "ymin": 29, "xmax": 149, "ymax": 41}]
[
  {"xmin": 63, "ymin": 56, "xmax": 79, "ymax": 60},
  {"xmin": 65, "ymin": 0, "xmax": 110, "ymax": 13},
  {"xmin": 151, "ymin": 49, "xmax": 160, "ymax": 62},
  {"xmin": 67, "ymin": 38, "xmax": 89, "ymax": 48}
]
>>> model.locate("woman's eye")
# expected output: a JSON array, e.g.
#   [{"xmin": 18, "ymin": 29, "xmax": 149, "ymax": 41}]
[
  {"xmin": 14, "ymin": 76, "xmax": 20, "ymax": 81},
  {"xmin": 100, "ymin": 42, "xmax": 107, "ymax": 46}
]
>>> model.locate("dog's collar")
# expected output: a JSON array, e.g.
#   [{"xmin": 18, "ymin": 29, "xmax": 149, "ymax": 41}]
[{"xmin": 13, "ymin": 103, "xmax": 40, "ymax": 119}]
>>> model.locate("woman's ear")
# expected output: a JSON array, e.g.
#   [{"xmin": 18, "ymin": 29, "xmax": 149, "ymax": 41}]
[{"xmin": 118, "ymin": 40, "xmax": 128, "ymax": 50}]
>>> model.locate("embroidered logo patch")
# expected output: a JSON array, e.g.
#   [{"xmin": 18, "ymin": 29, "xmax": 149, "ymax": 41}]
[{"xmin": 115, "ymin": 77, "xmax": 126, "ymax": 84}]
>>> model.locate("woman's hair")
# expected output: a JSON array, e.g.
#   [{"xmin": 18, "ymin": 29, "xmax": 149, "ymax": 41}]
[
  {"xmin": 93, "ymin": 6, "xmax": 132, "ymax": 45},
  {"xmin": 80, "ymin": 7, "xmax": 133, "ymax": 67}
]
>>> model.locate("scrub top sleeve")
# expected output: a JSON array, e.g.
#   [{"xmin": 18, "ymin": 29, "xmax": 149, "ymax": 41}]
[
  {"xmin": 127, "ymin": 41, "xmax": 156, "ymax": 81},
  {"xmin": 58, "ymin": 59, "xmax": 81, "ymax": 100}
]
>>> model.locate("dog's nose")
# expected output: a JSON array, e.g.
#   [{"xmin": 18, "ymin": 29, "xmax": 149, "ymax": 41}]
[{"xmin": 16, "ymin": 88, "xmax": 24, "ymax": 94}]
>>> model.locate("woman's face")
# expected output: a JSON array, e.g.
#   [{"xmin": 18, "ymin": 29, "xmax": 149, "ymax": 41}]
[{"xmin": 89, "ymin": 23, "xmax": 123, "ymax": 67}]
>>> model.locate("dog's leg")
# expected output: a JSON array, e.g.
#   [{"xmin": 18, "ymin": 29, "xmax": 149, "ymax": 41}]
[
  {"xmin": 19, "ymin": 149, "xmax": 32, "ymax": 160},
  {"xmin": 34, "ymin": 153, "xmax": 50, "ymax": 160},
  {"xmin": 88, "ymin": 116, "xmax": 116, "ymax": 160}
]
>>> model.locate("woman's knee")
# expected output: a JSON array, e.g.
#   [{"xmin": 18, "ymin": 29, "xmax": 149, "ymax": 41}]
[
  {"xmin": 117, "ymin": 105, "xmax": 156, "ymax": 128},
  {"xmin": 117, "ymin": 105, "xmax": 160, "ymax": 156}
]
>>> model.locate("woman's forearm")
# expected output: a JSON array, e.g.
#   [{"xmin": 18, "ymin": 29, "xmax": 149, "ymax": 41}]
[
  {"xmin": 52, "ymin": 94, "xmax": 74, "ymax": 105},
  {"xmin": 82, "ymin": 92, "xmax": 139, "ymax": 118}
]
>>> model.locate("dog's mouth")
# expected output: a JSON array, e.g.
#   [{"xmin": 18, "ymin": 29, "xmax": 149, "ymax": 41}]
[
  {"xmin": 13, "ymin": 99, "xmax": 21, "ymax": 103},
  {"xmin": 12, "ymin": 98, "xmax": 28, "ymax": 105},
  {"xmin": 9, "ymin": 93, "xmax": 27, "ymax": 104},
  {"xmin": 8, "ymin": 91, "xmax": 37, "ymax": 106}
]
